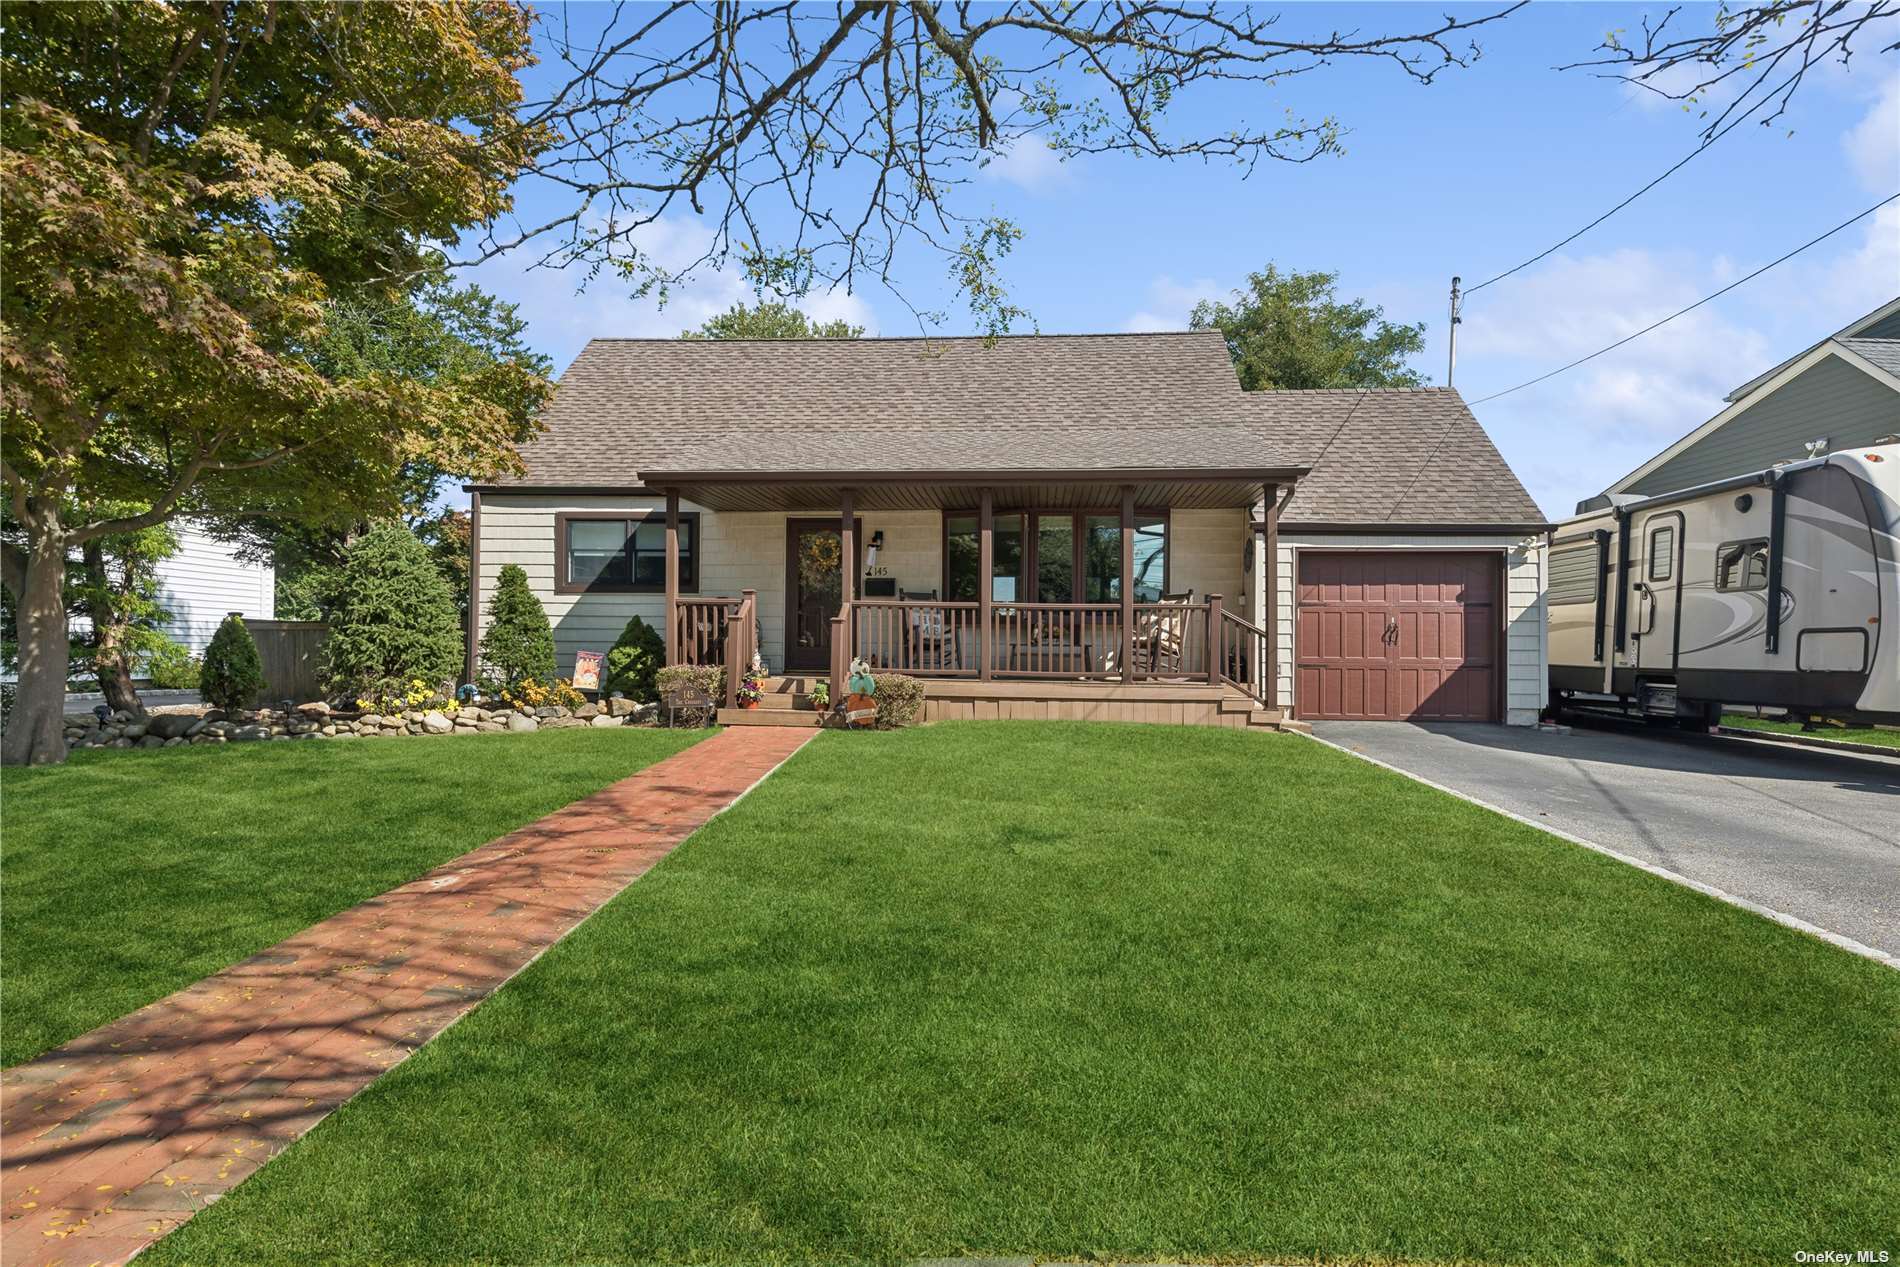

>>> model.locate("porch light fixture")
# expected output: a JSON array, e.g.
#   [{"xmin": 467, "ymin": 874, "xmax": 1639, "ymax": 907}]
[{"xmin": 866, "ymin": 530, "xmax": 885, "ymax": 571}]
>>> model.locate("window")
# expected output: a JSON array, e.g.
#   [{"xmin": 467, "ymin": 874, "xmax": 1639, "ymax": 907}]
[
  {"xmin": 945, "ymin": 510, "xmax": 1168, "ymax": 602},
  {"xmin": 1716, "ymin": 538, "xmax": 1769, "ymax": 591},
  {"xmin": 1548, "ymin": 543, "xmax": 1599, "ymax": 606},
  {"xmin": 1647, "ymin": 524, "xmax": 1675, "ymax": 582},
  {"xmin": 557, "ymin": 513, "xmax": 696, "ymax": 593}
]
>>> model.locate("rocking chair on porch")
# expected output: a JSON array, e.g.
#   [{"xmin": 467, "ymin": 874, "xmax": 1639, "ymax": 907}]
[
  {"xmin": 901, "ymin": 589, "xmax": 959, "ymax": 670},
  {"xmin": 1131, "ymin": 590, "xmax": 1193, "ymax": 676}
]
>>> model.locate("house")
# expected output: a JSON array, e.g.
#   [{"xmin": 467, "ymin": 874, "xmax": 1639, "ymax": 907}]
[
  {"xmin": 155, "ymin": 522, "xmax": 275, "ymax": 655},
  {"xmin": 467, "ymin": 332, "xmax": 1550, "ymax": 726},
  {"xmin": 1601, "ymin": 296, "xmax": 1900, "ymax": 503}
]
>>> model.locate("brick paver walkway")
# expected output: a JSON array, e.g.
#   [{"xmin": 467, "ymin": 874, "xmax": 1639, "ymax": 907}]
[{"xmin": 1, "ymin": 726, "xmax": 813, "ymax": 1267}]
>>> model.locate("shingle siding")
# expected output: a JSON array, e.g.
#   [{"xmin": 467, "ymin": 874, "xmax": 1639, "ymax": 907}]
[{"xmin": 1626, "ymin": 356, "xmax": 1900, "ymax": 496}]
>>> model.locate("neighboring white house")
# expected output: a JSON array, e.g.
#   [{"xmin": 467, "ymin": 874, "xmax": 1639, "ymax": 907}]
[{"xmin": 155, "ymin": 522, "xmax": 275, "ymax": 654}]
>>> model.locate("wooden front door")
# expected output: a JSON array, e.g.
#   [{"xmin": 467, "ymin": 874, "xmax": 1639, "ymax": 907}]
[
  {"xmin": 1295, "ymin": 551, "xmax": 1500, "ymax": 721},
  {"xmin": 785, "ymin": 519, "xmax": 862, "ymax": 671}
]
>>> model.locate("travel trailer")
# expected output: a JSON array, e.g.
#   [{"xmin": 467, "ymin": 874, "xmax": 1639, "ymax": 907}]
[{"xmin": 1547, "ymin": 441, "xmax": 1900, "ymax": 727}]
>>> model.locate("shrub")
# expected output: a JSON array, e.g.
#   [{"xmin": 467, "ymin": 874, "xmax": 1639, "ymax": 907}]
[
  {"xmin": 498, "ymin": 676, "xmax": 585, "ymax": 712},
  {"xmin": 603, "ymin": 615, "xmax": 665, "ymax": 702},
  {"xmin": 200, "ymin": 614, "xmax": 266, "ymax": 710},
  {"xmin": 871, "ymin": 672, "xmax": 924, "ymax": 728},
  {"xmin": 142, "ymin": 635, "xmax": 201, "ymax": 689},
  {"xmin": 353, "ymin": 677, "xmax": 454, "ymax": 716},
  {"xmin": 479, "ymin": 564, "xmax": 555, "ymax": 692},
  {"xmin": 654, "ymin": 664, "xmax": 724, "ymax": 726},
  {"xmin": 323, "ymin": 524, "xmax": 464, "ymax": 693}
]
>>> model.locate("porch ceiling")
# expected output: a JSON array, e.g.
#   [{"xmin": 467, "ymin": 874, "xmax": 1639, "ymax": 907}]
[{"xmin": 638, "ymin": 469, "xmax": 1302, "ymax": 512}]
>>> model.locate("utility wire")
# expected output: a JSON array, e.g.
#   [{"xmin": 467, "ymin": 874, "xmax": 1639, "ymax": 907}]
[
  {"xmin": 1467, "ymin": 72, "xmax": 1790, "ymax": 295},
  {"xmin": 1469, "ymin": 192, "xmax": 1898, "ymax": 406}
]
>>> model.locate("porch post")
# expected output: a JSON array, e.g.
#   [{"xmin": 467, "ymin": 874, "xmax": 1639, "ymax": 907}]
[
  {"xmin": 664, "ymin": 488, "xmax": 680, "ymax": 666},
  {"xmin": 1263, "ymin": 482, "xmax": 1280, "ymax": 709},
  {"xmin": 1206, "ymin": 593, "xmax": 1222, "ymax": 685},
  {"xmin": 1119, "ymin": 483, "xmax": 1136, "ymax": 682},
  {"xmin": 977, "ymin": 487, "xmax": 994, "ymax": 681},
  {"xmin": 839, "ymin": 486, "xmax": 856, "ymax": 667}
]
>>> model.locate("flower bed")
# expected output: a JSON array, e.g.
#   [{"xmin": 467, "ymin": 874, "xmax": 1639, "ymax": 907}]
[{"xmin": 61, "ymin": 697, "xmax": 657, "ymax": 752}]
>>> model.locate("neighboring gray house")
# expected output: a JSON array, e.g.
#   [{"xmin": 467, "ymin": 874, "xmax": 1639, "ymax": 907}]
[
  {"xmin": 469, "ymin": 332, "xmax": 1550, "ymax": 726},
  {"xmin": 1607, "ymin": 296, "xmax": 1900, "ymax": 501}
]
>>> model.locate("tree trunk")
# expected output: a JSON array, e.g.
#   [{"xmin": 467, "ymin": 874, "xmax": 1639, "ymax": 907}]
[
  {"xmin": 81, "ymin": 542, "xmax": 145, "ymax": 716},
  {"xmin": 3, "ymin": 527, "xmax": 73, "ymax": 766}
]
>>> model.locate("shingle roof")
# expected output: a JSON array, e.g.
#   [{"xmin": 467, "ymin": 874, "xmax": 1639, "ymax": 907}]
[
  {"xmin": 1839, "ymin": 337, "xmax": 1900, "ymax": 378},
  {"xmin": 1239, "ymin": 388, "xmax": 1548, "ymax": 527},
  {"xmin": 497, "ymin": 331, "xmax": 1546, "ymax": 527}
]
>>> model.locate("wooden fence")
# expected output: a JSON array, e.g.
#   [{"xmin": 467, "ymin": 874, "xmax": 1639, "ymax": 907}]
[{"xmin": 243, "ymin": 617, "xmax": 329, "ymax": 703}]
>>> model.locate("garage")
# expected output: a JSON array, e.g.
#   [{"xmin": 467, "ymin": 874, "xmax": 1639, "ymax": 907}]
[{"xmin": 1294, "ymin": 551, "xmax": 1500, "ymax": 722}]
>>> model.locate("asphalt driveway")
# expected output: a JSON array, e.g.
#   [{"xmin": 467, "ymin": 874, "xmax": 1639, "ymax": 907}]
[{"xmin": 1311, "ymin": 721, "xmax": 1900, "ymax": 959}]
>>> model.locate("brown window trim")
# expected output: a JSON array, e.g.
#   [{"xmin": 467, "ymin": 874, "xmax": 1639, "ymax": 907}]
[
  {"xmin": 554, "ymin": 510, "xmax": 700, "ymax": 595},
  {"xmin": 939, "ymin": 508, "xmax": 1171, "ymax": 602}
]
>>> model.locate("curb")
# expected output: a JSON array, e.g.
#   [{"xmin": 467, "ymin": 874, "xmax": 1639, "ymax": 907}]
[
  {"xmin": 1713, "ymin": 725, "xmax": 1900, "ymax": 760},
  {"xmin": 1293, "ymin": 730, "xmax": 1899, "ymax": 973}
]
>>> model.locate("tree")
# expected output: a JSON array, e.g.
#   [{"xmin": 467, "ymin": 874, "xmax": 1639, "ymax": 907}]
[
  {"xmin": 603, "ymin": 616, "xmax": 666, "ymax": 704},
  {"xmin": 480, "ymin": 5, "xmax": 1528, "ymax": 334},
  {"xmin": 1564, "ymin": 2, "xmax": 1900, "ymax": 144},
  {"xmin": 478, "ymin": 564, "xmax": 555, "ymax": 692},
  {"xmin": 683, "ymin": 302, "xmax": 864, "ymax": 341},
  {"xmin": 321, "ymin": 525, "xmax": 464, "ymax": 697},
  {"xmin": 199, "ymin": 614, "xmax": 264, "ymax": 712},
  {"xmin": 1190, "ymin": 266, "xmax": 1427, "ymax": 390},
  {"xmin": 0, "ymin": 3, "xmax": 547, "ymax": 764},
  {"xmin": 72, "ymin": 513, "xmax": 180, "ymax": 715}
]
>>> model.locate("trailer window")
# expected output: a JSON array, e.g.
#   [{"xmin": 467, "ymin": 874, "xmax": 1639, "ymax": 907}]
[
  {"xmin": 1716, "ymin": 539, "xmax": 1769, "ymax": 591},
  {"xmin": 1548, "ymin": 543, "xmax": 1599, "ymax": 605},
  {"xmin": 1647, "ymin": 525, "xmax": 1675, "ymax": 582}
]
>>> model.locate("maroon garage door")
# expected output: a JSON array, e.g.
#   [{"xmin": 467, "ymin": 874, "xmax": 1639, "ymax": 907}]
[{"xmin": 1295, "ymin": 551, "xmax": 1500, "ymax": 722}]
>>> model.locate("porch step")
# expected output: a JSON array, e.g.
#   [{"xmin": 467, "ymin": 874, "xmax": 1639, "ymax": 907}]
[
  {"xmin": 717, "ymin": 708, "xmax": 823, "ymax": 728},
  {"xmin": 754, "ymin": 691, "xmax": 817, "ymax": 711}
]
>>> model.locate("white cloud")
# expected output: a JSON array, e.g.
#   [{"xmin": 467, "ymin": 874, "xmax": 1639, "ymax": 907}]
[
  {"xmin": 467, "ymin": 214, "xmax": 880, "ymax": 371},
  {"xmin": 1844, "ymin": 69, "xmax": 1900, "ymax": 193},
  {"xmin": 977, "ymin": 136, "xmax": 1074, "ymax": 193},
  {"xmin": 1122, "ymin": 274, "xmax": 1226, "ymax": 332}
]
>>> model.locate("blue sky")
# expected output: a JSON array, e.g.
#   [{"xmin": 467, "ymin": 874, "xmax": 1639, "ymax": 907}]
[{"xmin": 464, "ymin": 3, "xmax": 1899, "ymax": 519}]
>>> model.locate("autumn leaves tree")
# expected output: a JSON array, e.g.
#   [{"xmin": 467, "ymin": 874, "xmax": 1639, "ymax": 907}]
[{"xmin": 0, "ymin": 3, "xmax": 549, "ymax": 763}]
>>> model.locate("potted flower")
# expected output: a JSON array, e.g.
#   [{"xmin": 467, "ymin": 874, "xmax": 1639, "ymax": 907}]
[
  {"xmin": 738, "ymin": 654, "xmax": 767, "ymax": 709},
  {"xmin": 808, "ymin": 679, "xmax": 830, "ymax": 712},
  {"xmin": 843, "ymin": 657, "xmax": 878, "ymax": 728}
]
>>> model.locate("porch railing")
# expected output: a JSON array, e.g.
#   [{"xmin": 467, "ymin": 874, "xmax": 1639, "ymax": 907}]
[
  {"xmin": 674, "ymin": 597, "xmax": 740, "ymax": 670},
  {"xmin": 847, "ymin": 596, "xmax": 1236, "ymax": 683},
  {"xmin": 1215, "ymin": 608, "xmax": 1276, "ymax": 710},
  {"xmin": 721, "ymin": 590, "xmax": 757, "ymax": 709}
]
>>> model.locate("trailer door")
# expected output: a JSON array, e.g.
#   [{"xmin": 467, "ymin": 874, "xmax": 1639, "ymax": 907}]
[{"xmin": 1634, "ymin": 511, "xmax": 1683, "ymax": 675}]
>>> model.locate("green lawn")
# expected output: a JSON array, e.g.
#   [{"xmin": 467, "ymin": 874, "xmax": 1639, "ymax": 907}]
[
  {"xmin": 145, "ymin": 722, "xmax": 1898, "ymax": 1267},
  {"xmin": 1722, "ymin": 713, "xmax": 1900, "ymax": 748},
  {"xmin": 0, "ymin": 727, "xmax": 705, "ymax": 1066}
]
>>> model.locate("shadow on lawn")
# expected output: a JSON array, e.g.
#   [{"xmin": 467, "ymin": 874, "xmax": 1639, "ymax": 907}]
[{"xmin": 0, "ymin": 769, "xmax": 746, "ymax": 1260}]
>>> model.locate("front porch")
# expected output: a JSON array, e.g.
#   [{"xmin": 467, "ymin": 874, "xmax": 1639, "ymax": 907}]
[{"xmin": 648, "ymin": 468, "xmax": 1298, "ymax": 730}]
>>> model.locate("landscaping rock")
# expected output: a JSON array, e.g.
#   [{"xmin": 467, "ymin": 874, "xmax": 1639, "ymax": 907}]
[
  {"xmin": 359, "ymin": 713, "xmax": 385, "ymax": 729},
  {"xmin": 506, "ymin": 712, "xmax": 538, "ymax": 733},
  {"xmin": 230, "ymin": 724, "xmax": 271, "ymax": 742},
  {"xmin": 138, "ymin": 735, "xmax": 165, "ymax": 748},
  {"xmin": 477, "ymin": 720, "xmax": 505, "ymax": 733},
  {"xmin": 185, "ymin": 718, "xmax": 207, "ymax": 738},
  {"xmin": 533, "ymin": 706, "xmax": 562, "ymax": 718},
  {"xmin": 121, "ymin": 720, "xmax": 149, "ymax": 740},
  {"xmin": 296, "ymin": 701, "xmax": 331, "ymax": 716},
  {"xmin": 420, "ymin": 710, "xmax": 453, "ymax": 735},
  {"xmin": 456, "ymin": 707, "xmax": 482, "ymax": 723},
  {"xmin": 589, "ymin": 714, "xmax": 620, "ymax": 728},
  {"xmin": 605, "ymin": 696, "xmax": 637, "ymax": 717},
  {"xmin": 147, "ymin": 713, "xmax": 197, "ymax": 739},
  {"xmin": 574, "ymin": 702, "xmax": 600, "ymax": 720}
]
